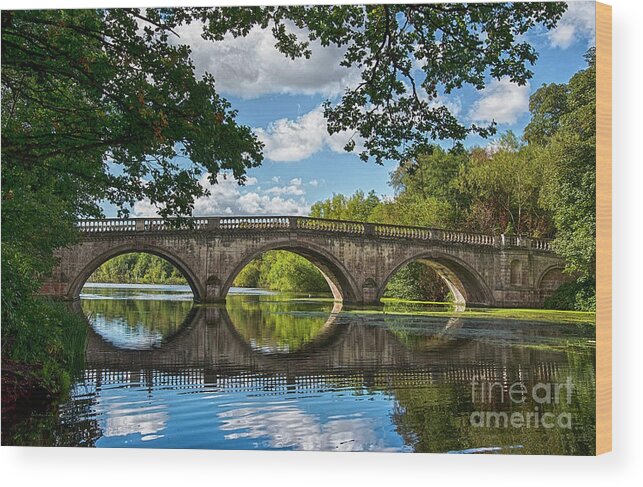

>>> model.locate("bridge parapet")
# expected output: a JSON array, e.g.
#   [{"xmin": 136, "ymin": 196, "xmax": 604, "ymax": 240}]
[{"xmin": 76, "ymin": 216, "xmax": 552, "ymax": 251}]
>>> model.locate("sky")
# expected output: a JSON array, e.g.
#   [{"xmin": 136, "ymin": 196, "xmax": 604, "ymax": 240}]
[{"xmin": 126, "ymin": 1, "xmax": 597, "ymax": 219}]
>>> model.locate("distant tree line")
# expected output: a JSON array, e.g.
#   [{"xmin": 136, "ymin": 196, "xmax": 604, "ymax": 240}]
[{"xmin": 88, "ymin": 253, "xmax": 188, "ymax": 285}]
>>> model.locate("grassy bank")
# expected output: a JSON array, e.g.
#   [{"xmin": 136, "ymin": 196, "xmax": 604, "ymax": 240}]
[
  {"xmin": 374, "ymin": 298, "xmax": 596, "ymax": 324},
  {"xmin": 1, "ymin": 298, "xmax": 88, "ymax": 412}
]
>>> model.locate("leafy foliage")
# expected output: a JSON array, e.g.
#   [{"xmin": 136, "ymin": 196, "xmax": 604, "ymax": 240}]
[
  {"xmin": 461, "ymin": 133, "xmax": 553, "ymax": 236},
  {"xmin": 310, "ymin": 190, "xmax": 381, "ymax": 222},
  {"xmin": 522, "ymin": 49, "xmax": 596, "ymax": 310},
  {"xmin": 290, "ymin": 3, "xmax": 567, "ymax": 163},
  {"xmin": 88, "ymin": 253, "xmax": 187, "ymax": 285},
  {"xmin": 234, "ymin": 251, "xmax": 328, "ymax": 294},
  {"xmin": 383, "ymin": 262, "xmax": 450, "ymax": 302},
  {"xmin": 2, "ymin": 9, "xmax": 263, "ymax": 220},
  {"xmin": 1, "ymin": 298, "xmax": 87, "ymax": 396},
  {"xmin": 531, "ymin": 49, "xmax": 597, "ymax": 281},
  {"xmin": 543, "ymin": 277, "xmax": 596, "ymax": 312}
]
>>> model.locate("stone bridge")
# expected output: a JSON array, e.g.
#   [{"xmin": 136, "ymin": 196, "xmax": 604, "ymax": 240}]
[{"xmin": 41, "ymin": 216, "xmax": 567, "ymax": 308}]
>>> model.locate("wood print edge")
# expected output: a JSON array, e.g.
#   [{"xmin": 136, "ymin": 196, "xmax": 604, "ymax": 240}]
[{"xmin": 595, "ymin": 1, "xmax": 612, "ymax": 456}]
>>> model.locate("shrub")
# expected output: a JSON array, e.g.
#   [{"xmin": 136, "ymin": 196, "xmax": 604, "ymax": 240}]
[{"xmin": 544, "ymin": 278, "xmax": 596, "ymax": 312}]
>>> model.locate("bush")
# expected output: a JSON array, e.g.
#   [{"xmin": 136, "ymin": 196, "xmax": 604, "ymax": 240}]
[
  {"xmin": 544, "ymin": 278, "xmax": 596, "ymax": 312},
  {"xmin": 383, "ymin": 262, "xmax": 451, "ymax": 302},
  {"xmin": 2, "ymin": 297, "xmax": 88, "ymax": 395},
  {"xmin": 2, "ymin": 248, "xmax": 87, "ymax": 395}
]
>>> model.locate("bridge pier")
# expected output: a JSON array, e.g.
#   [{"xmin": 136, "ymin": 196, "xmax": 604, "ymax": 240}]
[{"xmin": 197, "ymin": 296, "xmax": 227, "ymax": 304}]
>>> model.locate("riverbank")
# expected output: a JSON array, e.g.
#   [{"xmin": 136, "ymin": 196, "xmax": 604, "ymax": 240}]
[
  {"xmin": 219, "ymin": 293, "xmax": 595, "ymax": 325},
  {"xmin": 357, "ymin": 298, "xmax": 595, "ymax": 325},
  {"xmin": 1, "ymin": 299, "xmax": 88, "ymax": 414},
  {"xmin": 1, "ymin": 359, "xmax": 54, "ymax": 414}
]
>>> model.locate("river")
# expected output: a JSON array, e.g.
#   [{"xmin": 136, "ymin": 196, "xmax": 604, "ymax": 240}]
[{"xmin": 2, "ymin": 283, "xmax": 596, "ymax": 454}]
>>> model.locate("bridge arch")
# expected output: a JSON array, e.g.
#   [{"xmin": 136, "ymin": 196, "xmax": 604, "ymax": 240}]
[
  {"xmin": 537, "ymin": 265, "xmax": 567, "ymax": 289},
  {"xmin": 536, "ymin": 264, "xmax": 569, "ymax": 303},
  {"xmin": 221, "ymin": 240, "xmax": 362, "ymax": 303},
  {"xmin": 377, "ymin": 251, "xmax": 495, "ymax": 308},
  {"xmin": 67, "ymin": 243, "xmax": 205, "ymax": 301}
]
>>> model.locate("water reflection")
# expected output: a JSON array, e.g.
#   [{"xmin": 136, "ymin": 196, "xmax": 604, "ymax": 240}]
[
  {"xmin": 225, "ymin": 295, "xmax": 343, "ymax": 353},
  {"xmin": 81, "ymin": 284, "xmax": 194, "ymax": 349},
  {"xmin": 4, "ymin": 285, "xmax": 596, "ymax": 454}
]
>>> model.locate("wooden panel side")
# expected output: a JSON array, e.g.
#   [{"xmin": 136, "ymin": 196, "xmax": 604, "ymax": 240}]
[{"xmin": 596, "ymin": 1, "xmax": 612, "ymax": 456}]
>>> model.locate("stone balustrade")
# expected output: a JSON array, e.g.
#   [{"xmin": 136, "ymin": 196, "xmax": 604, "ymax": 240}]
[{"xmin": 76, "ymin": 216, "xmax": 552, "ymax": 251}]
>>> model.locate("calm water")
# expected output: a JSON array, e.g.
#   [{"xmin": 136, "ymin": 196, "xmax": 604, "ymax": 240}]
[{"xmin": 3, "ymin": 284, "xmax": 596, "ymax": 454}]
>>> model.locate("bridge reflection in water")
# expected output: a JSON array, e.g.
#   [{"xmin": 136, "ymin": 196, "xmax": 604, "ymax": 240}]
[{"xmin": 59, "ymin": 292, "xmax": 597, "ymax": 454}]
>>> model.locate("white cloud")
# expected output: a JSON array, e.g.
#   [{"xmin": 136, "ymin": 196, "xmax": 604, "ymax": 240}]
[
  {"xmin": 218, "ymin": 404, "xmax": 398, "ymax": 451},
  {"xmin": 263, "ymin": 177, "xmax": 305, "ymax": 196},
  {"xmin": 255, "ymin": 106, "xmax": 362, "ymax": 162},
  {"xmin": 264, "ymin": 184, "xmax": 305, "ymax": 196},
  {"xmin": 105, "ymin": 410, "xmax": 167, "ymax": 438},
  {"xmin": 309, "ymin": 179, "xmax": 319, "ymax": 187},
  {"xmin": 133, "ymin": 173, "xmax": 309, "ymax": 217},
  {"xmin": 411, "ymin": 81, "xmax": 463, "ymax": 118},
  {"xmin": 99, "ymin": 400, "xmax": 168, "ymax": 439},
  {"xmin": 175, "ymin": 22, "xmax": 360, "ymax": 99},
  {"xmin": 549, "ymin": 1, "xmax": 596, "ymax": 49},
  {"xmin": 434, "ymin": 94, "xmax": 463, "ymax": 118},
  {"xmin": 468, "ymin": 77, "xmax": 530, "ymax": 125}
]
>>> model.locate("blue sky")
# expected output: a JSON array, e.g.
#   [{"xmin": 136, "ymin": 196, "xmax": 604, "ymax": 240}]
[{"xmin": 128, "ymin": 1, "xmax": 596, "ymax": 218}]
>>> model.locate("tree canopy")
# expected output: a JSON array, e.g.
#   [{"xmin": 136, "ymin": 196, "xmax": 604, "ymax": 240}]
[
  {"xmin": 529, "ymin": 48, "xmax": 597, "ymax": 305},
  {"xmin": 2, "ymin": 3, "xmax": 566, "ymax": 220}
]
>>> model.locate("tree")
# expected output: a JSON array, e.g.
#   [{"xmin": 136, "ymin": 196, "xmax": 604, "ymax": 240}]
[
  {"xmin": 233, "ymin": 259, "xmax": 262, "ymax": 288},
  {"xmin": 460, "ymin": 133, "xmax": 553, "ymax": 236},
  {"xmin": 310, "ymin": 190, "xmax": 380, "ymax": 221},
  {"xmin": 260, "ymin": 251, "xmax": 328, "ymax": 293},
  {"xmin": 2, "ymin": 9, "xmax": 263, "ymax": 221},
  {"xmin": 383, "ymin": 262, "xmax": 450, "ymax": 302},
  {"xmin": 528, "ymin": 49, "xmax": 596, "ymax": 281},
  {"xmin": 384, "ymin": 146, "xmax": 469, "ymax": 228},
  {"xmin": 522, "ymin": 49, "xmax": 596, "ymax": 310},
  {"xmin": 523, "ymin": 82, "xmax": 569, "ymax": 146},
  {"xmin": 88, "ymin": 253, "xmax": 189, "ymax": 284}
]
